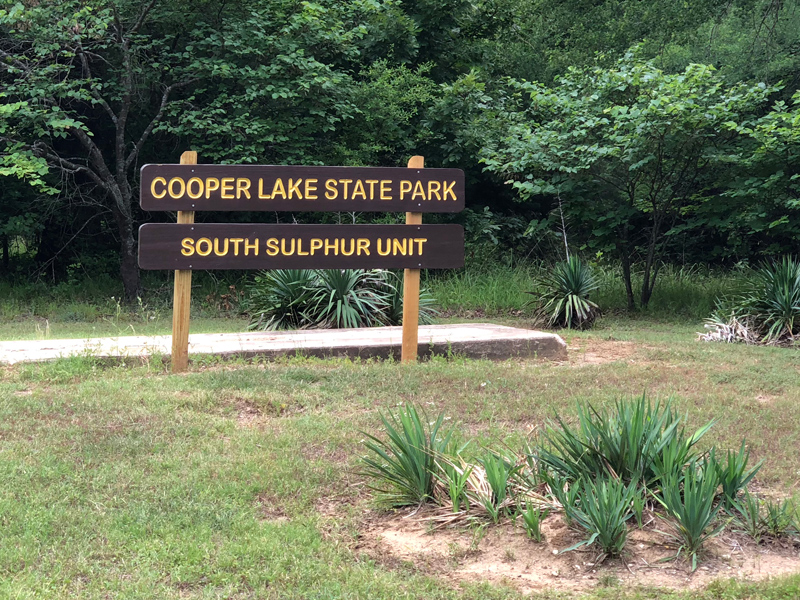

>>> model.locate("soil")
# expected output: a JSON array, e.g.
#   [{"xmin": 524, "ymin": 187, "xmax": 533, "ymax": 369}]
[
  {"xmin": 354, "ymin": 507, "xmax": 800, "ymax": 596},
  {"xmin": 566, "ymin": 339, "xmax": 639, "ymax": 366}
]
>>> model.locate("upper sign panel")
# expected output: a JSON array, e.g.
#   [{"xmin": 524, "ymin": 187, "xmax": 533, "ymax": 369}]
[{"xmin": 140, "ymin": 164, "xmax": 465, "ymax": 213}]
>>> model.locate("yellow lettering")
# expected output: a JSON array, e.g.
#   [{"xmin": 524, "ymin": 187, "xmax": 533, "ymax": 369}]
[
  {"xmin": 244, "ymin": 238, "xmax": 258, "ymax": 256},
  {"xmin": 236, "ymin": 178, "xmax": 251, "ymax": 199},
  {"xmin": 427, "ymin": 181, "xmax": 441, "ymax": 201},
  {"xmin": 180, "ymin": 237, "xmax": 195, "ymax": 256},
  {"xmin": 365, "ymin": 180, "xmax": 379, "ymax": 199},
  {"xmin": 220, "ymin": 177, "xmax": 235, "ymax": 199},
  {"xmin": 186, "ymin": 177, "xmax": 203, "ymax": 199},
  {"xmin": 281, "ymin": 238, "xmax": 295, "ymax": 255},
  {"xmin": 310, "ymin": 238, "xmax": 323, "ymax": 255},
  {"xmin": 339, "ymin": 179, "xmax": 353, "ymax": 199},
  {"xmin": 400, "ymin": 180, "xmax": 412, "ymax": 199},
  {"xmin": 195, "ymin": 238, "xmax": 212, "ymax": 256},
  {"xmin": 392, "ymin": 238, "xmax": 407, "ymax": 255},
  {"xmin": 297, "ymin": 238, "xmax": 309, "ymax": 256},
  {"xmin": 325, "ymin": 179, "xmax": 338, "ymax": 200},
  {"xmin": 411, "ymin": 180, "xmax": 425, "ymax": 200},
  {"xmin": 272, "ymin": 179, "xmax": 287, "ymax": 199},
  {"xmin": 205, "ymin": 178, "xmax": 220, "ymax": 199},
  {"xmin": 214, "ymin": 238, "xmax": 229, "ymax": 256},
  {"xmin": 324, "ymin": 238, "xmax": 339, "ymax": 255},
  {"xmin": 415, "ymin": 238, "xmax": 427, "ymax": 254},
  {"xmin": 380, "ymin": 180, "xmax": 391, "ymax": 200},
  {"xmin": 408, "ymin": 237, "xmax": 414, "ymax": 256},
  {"xmin": 258, "ymin": 179, "xmax": 271, "ymax": 200},
  {"xmin": 168, "ymin": 177, "xmax": 186, "ymax": 199},
  {"xmin": 230, "ymin": 238, "xmax": 244, "ymax": 256},
  {"xmin": 357, "ymin": 238, "xmax": 370, "ymax": 255},
  {"xmin": 377, "ymin": 238, "xmax": 391, "ymax": 256},
  {"xmin": 288, "ymin": 178, "xmax": 302, "ymax": 199},
  {"xmin": 443, "ymin": 180, "xmax": 457, "ymax": 200},
  {"xmin": 341, "ymin": 238, "xmax": 355, "ymax": 256},
  {"xmin": 265, "ymin": 238, "xmax": 278, "ymax": 256},
  {"xmin": 305, "ymin": 179, "xmax": 318, "ymax": 200},
  {"xmin": 352, "ymin": 179, "xmax": 366, "ymax": 200},
  {"xmin": 151, "ymin": 177, "xmax": 167, "ymax": 199}
]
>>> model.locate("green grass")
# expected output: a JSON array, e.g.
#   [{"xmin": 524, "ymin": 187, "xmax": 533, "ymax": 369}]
[{"xmin": 1, "ymin": 320, "xmax": 800, "ymax": 598}]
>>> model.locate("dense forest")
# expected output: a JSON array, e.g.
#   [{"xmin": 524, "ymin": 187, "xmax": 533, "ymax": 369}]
[{"xmin": 2, "ymin": 0, "xmax": 800, "ymax": 306}]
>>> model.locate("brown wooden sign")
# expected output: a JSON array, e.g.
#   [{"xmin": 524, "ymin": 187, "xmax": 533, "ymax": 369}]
[
  {"xmin": 140, "ymin": 164, "xmax": 465, "ymax": 213},
  {"xmin": 139, "ymin": 223, "xmax": 464, "ymax": 270}
]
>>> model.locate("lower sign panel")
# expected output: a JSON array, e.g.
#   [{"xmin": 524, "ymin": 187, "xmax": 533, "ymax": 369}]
[{"xmin": 138, "ymin": 224, "xmax": 464, "ymax": 270}]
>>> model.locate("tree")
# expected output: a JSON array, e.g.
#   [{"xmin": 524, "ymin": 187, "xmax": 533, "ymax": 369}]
[
  {"xmin": 483, "ymin": 53, "xmax": 776, "ymax": 309},
  {"xmin": 0, "ymin": 0, "xmax": 389, "ymax": 300}
]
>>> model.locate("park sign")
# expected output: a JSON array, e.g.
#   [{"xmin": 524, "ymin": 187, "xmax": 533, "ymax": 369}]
[
  {"xmin": 138, "ymin": 153, "xmax": 465, "ymax": 372},
  {"xmin": 139, "ymin": 224, "xmax": 464, "ymax": 270},
  {"xmin": 140, "ymin": 164, "xmax": 465, "ymax": 212}
]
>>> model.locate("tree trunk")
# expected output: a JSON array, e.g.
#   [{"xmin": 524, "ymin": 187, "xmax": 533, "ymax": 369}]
[
  {"xmin": 113, "ymin": 206, "xmax": 140, "ymax": 302},
  {"xmin": 1, "ymin": 234, "xmax": 8, "ymax": 273},
  {"xmin": 620, "ymin": 251, "xmax": 636, "ymax": 311}
]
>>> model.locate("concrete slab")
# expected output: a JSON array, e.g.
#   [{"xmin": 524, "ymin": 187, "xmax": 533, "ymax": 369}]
[{"xmin": 0, "ymin": 323, "xmax": 567, "ymax": 365}]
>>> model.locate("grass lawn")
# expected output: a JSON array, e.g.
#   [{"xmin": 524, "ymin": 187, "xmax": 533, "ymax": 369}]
[{"xmin": 1, "ymin": 316, "xmax": 799, "ymax": 599}]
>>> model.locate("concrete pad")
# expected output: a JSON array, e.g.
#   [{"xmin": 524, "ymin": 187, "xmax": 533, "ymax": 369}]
[{"xmin": 0, "ymin": 323, "xmax": 566, "ymax": 365}]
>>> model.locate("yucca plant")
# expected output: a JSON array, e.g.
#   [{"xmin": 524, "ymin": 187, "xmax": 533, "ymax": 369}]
[
  {"xmin": 762, "ymin": 498, "xmax": 797, "ymax": 538},
  {"xmin": 380, "ymin": 273, "xmax": 439, "ymax": 326},
  {"xmin": 309, "ymin": 269, "xmax": 392, "ymax": 328},
  {"xmin": 545, "ymin": 471, "xmax": 582, "ymax": 526},
  {"xmin": 731, "ymin": 491, "xmax": 763, "ymax": 543},
  {"xmin": 537, "ymin": 394, "xmax": 713, "ymax": 488},
  {"xmin": 531, "ymin": 255, "xmax": 600, "ymax": 329},
  {"xmin": 519, "ymin": 502, "xmax": 549, "ymax": 542},
  {"xmin": 361, "ymin": 404, "xmax": 452, "ymax": 506},
  {"xmin": 656, "ymin": 460, "xmax": 726, "ymax": 571},
  {"xmin": 710, "ymin": 441, "xmax": 762, "ymax": 508},
  {"xmin": 247, "ymin": 269, "xmax": 317, "ymax": 330},
  {"xmin": 750, "ymin": 256, "xmax": 800, "ymax": 344},
  {"xmin": 435, "ymin": 456, "xmax": 473, "ymax": 513},
  {"xmin": 475, "ymin": 451, "xmax": 519, "ymax": 522},
  {"xmin": 563, "ymin": 477, "xmax": 637, "ymax": 560}
]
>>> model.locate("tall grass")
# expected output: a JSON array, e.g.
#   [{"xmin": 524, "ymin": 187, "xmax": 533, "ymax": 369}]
[{"xmin": 428, "ymin": 262, "xmax": 752, "ymax": 320}]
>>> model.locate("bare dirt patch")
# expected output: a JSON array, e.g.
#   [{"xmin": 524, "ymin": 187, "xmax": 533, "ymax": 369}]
[
  {"xmin": 357, "ymin": 509, "xmax": 800, "ymax": 595},
  {"xmin": 566, "ymin": 339, "xmax": 639, "ymax": 366}
]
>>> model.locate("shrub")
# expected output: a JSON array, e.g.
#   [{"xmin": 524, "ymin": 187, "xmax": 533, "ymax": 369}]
[
  {"xmin": 247, "ymin": 269, "xmax": 317, "ymax": 330},
  {"xmin": 360, "ymin": 404, "xmax": 453, "ymax": 506},
  {"xmin": 531, "ymin": 256, "xmax": 599, "ymax": 329},
  {"xmin": 538, "ymin": 394, "xmax": 713, "ymax": 488},
  {"xmin": 702, "ymin": 256, "xmax": 800, "ymax": 345},
  {"xmin": 247, "ymin": 269, "xmax": 438, "ymax": 330}
]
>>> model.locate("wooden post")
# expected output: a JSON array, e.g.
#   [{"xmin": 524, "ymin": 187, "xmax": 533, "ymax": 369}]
[
  {"xmin": 171, "ymin": 150, "xmax": 197, "ymax": 373},
  {"xmin": 401, "ymin": 155, "xmax": 424, "ymax": 363}
]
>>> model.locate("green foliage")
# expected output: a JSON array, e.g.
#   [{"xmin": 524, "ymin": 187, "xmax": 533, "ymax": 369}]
[
  {"xmin": 706, "ymin": 256, "xmax": 800, "ymax": 345},
  {"xmin": 711, "ymin": 442, "xmax": 762, "ymax": 508},
  {"xmin": 732, "ymin": 491, "xmax": 764, "ymax": 544},
  {"xmin": 476, "ymin": 451, "xmax": 519, "ymax": 523},
  {"xmin": 762, "ymin": 498, "xmax": 798, "ymax": 538},
  {"xmin": 437, "ymin": 458, "xmax": 473, "ymax": 513},
  {"xmin": 532, "ymin": 256, "xmax": 599, "ymax": 329},
  {"xmin": 247, "ymin": 269, "xmax": 437, "ymax": 330},
  {"xmin": 519, "ymin": 503, "xmax": 549, "ymax": 542},
  {"xmin": 360, "ymin": 404, "xmax": 452, "ymax": 506},
  {"xmin": 247, "ymin": 270, "xmax": 317, "ymax": 330},
  {"xmin": 538, "ymin": 394, "xmax": 713, "ymax": 488},
  {"xmin": 656, "ymin": 460, "xmax": 726, "ymax": 571},
  {"xmin": 483, "ymin": 53, "xmax": 778, "ymax": 309},
  {"xmin": 564, "ymin": 477, "xmax": 637, "ymax": 559}
]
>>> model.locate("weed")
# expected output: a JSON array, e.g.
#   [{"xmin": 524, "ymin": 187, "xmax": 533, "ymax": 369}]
[{"xmin": 762, "ymin": 498, "xmax": 797, "ymax": 538}]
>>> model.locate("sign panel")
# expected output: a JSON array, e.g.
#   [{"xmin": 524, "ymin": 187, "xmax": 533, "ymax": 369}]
[
  {"xmin": 140, "ymin": 164, "xmax": 465, "ymax": 213},
  {"xmin": 139, "ymin": 223, "xmax": 464, "ymax": 270}
]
